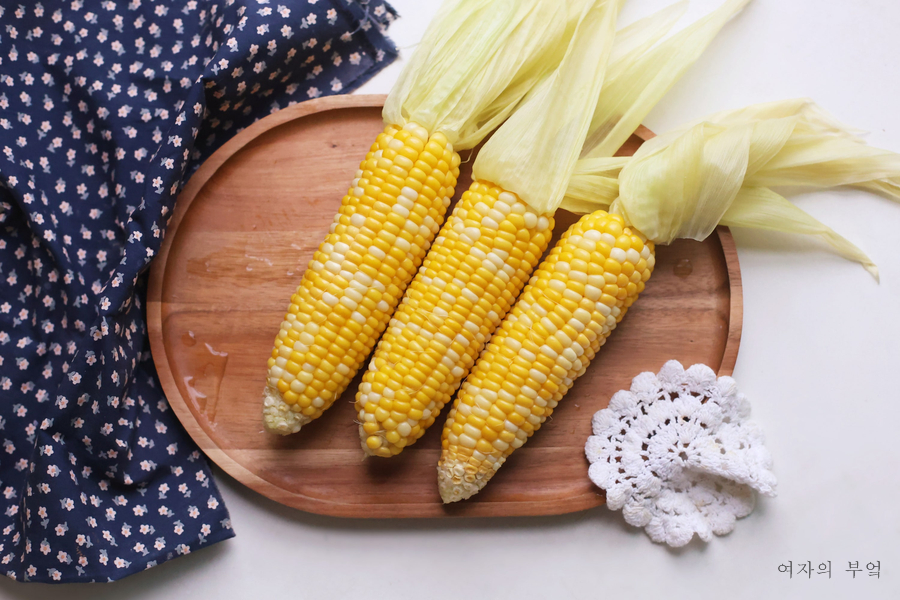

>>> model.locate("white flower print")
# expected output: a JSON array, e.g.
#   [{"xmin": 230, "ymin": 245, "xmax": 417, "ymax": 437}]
[{"xmin": 0, "ymin": 0, "xmax": 397, "ymax": 583}]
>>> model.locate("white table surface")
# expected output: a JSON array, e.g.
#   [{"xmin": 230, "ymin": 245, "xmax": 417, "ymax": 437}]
[{"xmin": 3, "ymin": 1, "xmax": 899, "ymax": 598}]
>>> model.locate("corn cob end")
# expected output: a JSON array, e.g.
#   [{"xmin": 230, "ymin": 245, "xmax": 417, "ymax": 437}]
[
  {"xmin": 358, "ymin": 424, "xmax": 379, "ymax": 457},
  {"xmin": 262, "ymin": 384, "xmax": 311, "ymax": 435},
  {"xmin": 437, "ymin": 458, "xmax": 497, "ymax": 503}
]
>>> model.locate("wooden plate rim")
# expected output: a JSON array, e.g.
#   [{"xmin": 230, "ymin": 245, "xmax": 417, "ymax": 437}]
[{"xmin": 147, "ymin": 95, "xmax": 743, "ymax": 518}]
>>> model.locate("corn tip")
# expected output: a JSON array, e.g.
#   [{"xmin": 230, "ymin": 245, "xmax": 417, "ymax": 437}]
[
  {"xmin": 437, "ymin": 459, "xmax": 487, "ymax": 504},
  {"xmin": 261, "ymin": 384, "xmax": 310, "ymax": 435},
  {"xmin": 358, "ymin": 424, "xmax": 378, "ymax": 457}
]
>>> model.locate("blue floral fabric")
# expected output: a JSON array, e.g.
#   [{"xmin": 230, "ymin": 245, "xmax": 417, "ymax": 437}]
[{"xmin": 0, "ymin": 0, "xmax": 397, "ymax": 583}]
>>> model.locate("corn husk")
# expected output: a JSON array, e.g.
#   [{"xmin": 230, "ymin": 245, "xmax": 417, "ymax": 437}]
[
  {"xmin": 607, "ymin": 1, "xmax": 688, "ymax": 68},
  {"xmin": 582, "ymin": 0, "xmax": 752, "ymax": 160},
  {"xmin": 603, "ymin": 99, "xmax": 900, "ymax": 279},
  {"xmin": 471, "ymin": 0, "xmax": 623, "ymax": 214},
  {"xmin": 560, "ymin": 0, "xmax": 751, "ymax": 213},
  {"xmin": 552, "ymin": 0, "xmax": 751, "ymax": 215},
  {"xmin": 476, "ymin": 0, "xmax": 686, "ymax": 163},
  {"xmin": 563, "ymin": 157, "xmax": 627, "ymax": 214},
  {"xmin": 383, "ymin": 0, "xmax": 580, "ymax": 150},
  {"xmin": 721, "ymin": 187, "xmax": 880, "ymax": 277}
]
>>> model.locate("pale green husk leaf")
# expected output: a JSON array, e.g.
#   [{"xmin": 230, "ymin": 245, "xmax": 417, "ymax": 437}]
[
  {"xmin": 472, "ymin": 0, "xmax": 623, "ymax": 214},
  {"xmin": 560, "ymin": 0, "xmax": 752, "ymax": 212},
  {"xmin": 607, "ymin": 99, "xmax": 900, "ymax": 278},
  {"xmin": 720, "ymin": 187, "xmax": 881, "ymax": 279},
  {"xmin": 563, "ymin": 157, "xmax": 627, "ymax": 214},
  {"xmin": 607, "ymin": 1, "xmax": 688, "ymax": 73},
  {"xmin": 527, "ymin": 0, "xmax": 697, "ymax": 215},
  {"xmin": 383, "ymin": 0, "xmax": 580, "ymax": 150},
  {"xmin": 582, "ymin": 0, "xmax": 752, "ymax": 160}
]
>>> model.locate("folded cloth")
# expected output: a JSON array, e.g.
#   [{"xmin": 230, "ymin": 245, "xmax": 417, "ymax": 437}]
[{"xmin": 0, "ymin": 0, "xmax": 397, "ymax": 583}]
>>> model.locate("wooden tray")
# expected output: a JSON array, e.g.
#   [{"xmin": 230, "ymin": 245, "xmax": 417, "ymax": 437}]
[{"xmin": 148, "ymin": 95, "xmax": 742, "ymax": 518}]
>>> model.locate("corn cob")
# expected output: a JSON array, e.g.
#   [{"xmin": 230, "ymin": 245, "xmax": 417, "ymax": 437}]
[
  {"xmin": 352, "ymin": 0, "xmax": 625, "ymax": 453},
  {"xmin": 357, "ymin": 183, "xmax": 554, "ymax": 455},
  {"xmin": 355, "ymin": 0, "xmax": 751, "ymax": 453},
  {"xmin": 263, "ymin": 123, "xmax": 460, "ymax": 433},
  {"xmin": 438, "ymin": 211, "xmax": 653, "ymax": 502},
  {"xmin": 262, "ymin": 0, "xmax": 580, "ymax": 435}
]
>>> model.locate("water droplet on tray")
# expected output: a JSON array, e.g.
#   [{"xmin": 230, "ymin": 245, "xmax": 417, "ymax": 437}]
[
  {"xmin": 181, "ymin": 338, "xmax": 229, "ymax": 425},
  {"xmin": 674, "ymin": 258, "xmax": 693, "ymax": 278},
  {"xmin": 183, "ymin": 376, "xmax": 208, "ymax": 410},
  {"xmin": 245, "ymin": 253, "xmax": 274, "ymax": 267},
  {"xmin": 204, "ymin": 343, "xmax": 228, "ymax": 358},
  {"xmin": 186, "ymin": 255, "xmax": 214, "ymax": 276}
]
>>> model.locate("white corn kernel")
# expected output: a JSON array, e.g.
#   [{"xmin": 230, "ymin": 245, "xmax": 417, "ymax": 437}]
[
  {"xmin": 523, "ymin": 212, "xmax": 537, "ymax": 228},
  {"xmin": 474, "ymin": 202, "xmax": 491, "ymax": 216},
  {"xmin": 548, "ymin": 279, "xmax": 565, "ymax": 293},
  {"xmin": 462, "ymin": 425, "xmax": 482, "ymax": 440},
  {"xmin": 518, "ymin": 348, "xmax": 536, "ymax": 362},
  {"xmin": 528, "ymin": 369, "xmax": 547, "ymax": 384},
  {"xmin": 505, "ymin": 338, "xmax": 522, "ymax": 352},
  {"xmin": 497, "ymin": 191, "xmax": 516, "ymax": 205},
  {"xmin": 481, "ymin": 217, "xmax": 499, "ymax": 230},
  {"xmin": 322, "ymin": 292, "xmax": 338, "ymax": 307}
]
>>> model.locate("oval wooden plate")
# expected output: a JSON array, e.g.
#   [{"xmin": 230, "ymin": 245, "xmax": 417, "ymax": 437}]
[{"xmin": 148, "ymin": 95, "xmax": 742, "ymax": 518}]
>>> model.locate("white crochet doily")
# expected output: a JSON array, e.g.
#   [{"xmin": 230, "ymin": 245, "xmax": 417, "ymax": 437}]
[{"xmin": 585, "ymin": 361, "xmax": 776, "ymax": 547}]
